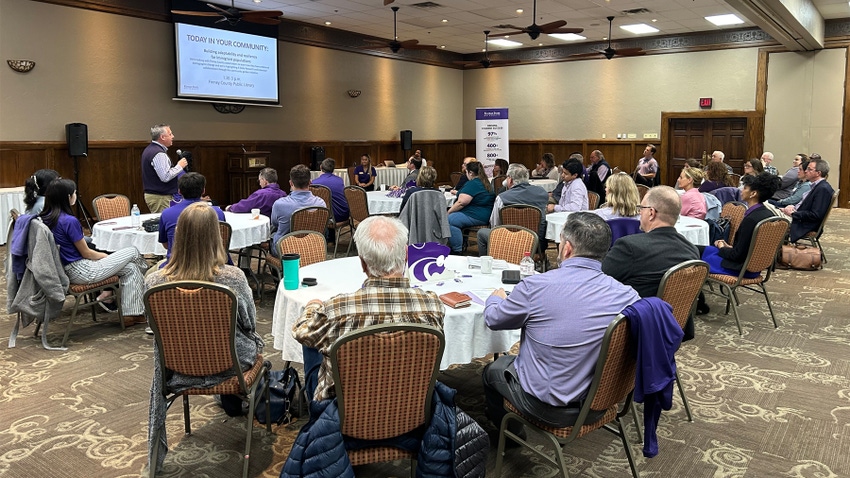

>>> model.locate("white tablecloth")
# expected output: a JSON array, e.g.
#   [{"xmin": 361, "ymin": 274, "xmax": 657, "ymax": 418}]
[
  {"xmin": 310, "ymin": 169, "xmax": 350, "ymax": 187},
  {"xmin": 271, "ymin": 255, "xmax": 522, "ymax": 369},
  {"xmin": 1, "ymin": 187, "xmax": 26, "ymax": 245},
  {"xmin": 545, "ymin": 212, "xmax": 709, "ymax": 246},
  {"xmin": 374, "ymin": 167, "xmax": 409, "ymax": 188},
  {"xmin": 529, "ymin": 179, "xmax": 558, "ymax": 192},
  {"xmin": 366, "ymin": 190, "xmax": 456, "ymax": 215},
  {"xmin": 91, "ymin": 211, "xmax": 270, "ymax": 255}
]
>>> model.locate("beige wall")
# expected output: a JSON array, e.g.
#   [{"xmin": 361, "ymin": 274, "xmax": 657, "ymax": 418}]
[
  {"xmin": 461, "ymin": 48, "xmax": 760, "ymax": 140},
  {"xmin": 764, "ymin": 48, "xmax": 846, "ymax": 190},
  {"xmin": 0, "ymin": 0, "xmax": 464, "ymax": 142}
]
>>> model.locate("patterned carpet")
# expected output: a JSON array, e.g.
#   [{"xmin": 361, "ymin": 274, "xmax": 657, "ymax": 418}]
[{"xmin": 1, "ymin": 209, "xmax": 849, "ymax": 478}]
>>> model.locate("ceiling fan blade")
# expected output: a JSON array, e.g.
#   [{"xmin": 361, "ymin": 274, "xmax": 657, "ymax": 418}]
[
  {"xmin": 570, "ymin": 51, "xmax": 604, "ymax": 58},
  {"xmin": 404, "ymin": 43, "xmax": 439, "ymax": 50},
  {"xmin": 205, "ymin": 3, "xmax": 231, "ymax": 15},
  {"xmin": 615, "ymin": 48, "xmax": 645, "ymax": 56},
  {"xmin": 243, "ymin": 16, "xmax": 281, "ymax": 25},
  {"xmin": 489, "ymin": 59, "xmax": 521, "ymax": 65},
  {"xmin": 384, "ymin": 0, "xmax": 395, "ymax": 5},
  {"xmin": 241, "ymin": 10, "xmax": 283, "ymax": 18},
  {"xmin": 171, "ymin": 10, "xmax": 221, "ymax": 17},
  {"xmin": 488, "ymin": 30, "xmax": 525, "ymax": 38},
  {"xmin": 538, "ymin": 20, "xmax": 568, "ymax": 32},
  {"xmin": 398, "ymin": 39, "xmax": 421, "ymax": 47},
  {"xmin": 547, "ymin": 27, "xmax": 584, "ymax": 35},
  {"xmin": 494, "ymin": 24, "xmax": 526, "ymax": 31}
]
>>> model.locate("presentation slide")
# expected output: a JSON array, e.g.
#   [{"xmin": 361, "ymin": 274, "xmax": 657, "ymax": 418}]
[{"xmin": 175, "ymin": 23, "xmax": 278, "ymax": 103}]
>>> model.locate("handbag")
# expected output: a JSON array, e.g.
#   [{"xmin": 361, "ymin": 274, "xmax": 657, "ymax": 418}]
[
  {"xmin": 777, "ymin": 244, "xmax": 822, "ymax": 270},
  {"xmin": 254, "ymin": 364, "xmax": 304, "ymax": 425}
]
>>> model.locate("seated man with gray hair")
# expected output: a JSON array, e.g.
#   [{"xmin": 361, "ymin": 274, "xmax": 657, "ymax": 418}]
[
  {"xmin": 293, "ymin": 215, "xmax": 445, "ymax": 401},
  {"xmin": 477, "ymin": 163, "xmax": 549, "ymax": 258}
]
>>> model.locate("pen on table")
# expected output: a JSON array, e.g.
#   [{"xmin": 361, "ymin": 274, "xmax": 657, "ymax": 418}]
[{"xmin": 99, "ymin": 221, "xmax": 117, "ymax": 225}]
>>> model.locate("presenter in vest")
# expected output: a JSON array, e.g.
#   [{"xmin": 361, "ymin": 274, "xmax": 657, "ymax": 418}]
[{"xmin": 141, "ymin": 124, "xmax": 188, "ymax": 213}]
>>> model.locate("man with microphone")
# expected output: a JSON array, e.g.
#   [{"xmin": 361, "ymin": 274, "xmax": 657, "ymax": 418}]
[{"xmin": 141, "ymin": 123, "xmax": 188, "ymax": 213}]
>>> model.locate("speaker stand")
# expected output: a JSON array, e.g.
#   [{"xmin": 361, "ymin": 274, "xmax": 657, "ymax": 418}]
[{"xmin": 71, "ymin": 155, "xmax": 94, "ymax": 231}]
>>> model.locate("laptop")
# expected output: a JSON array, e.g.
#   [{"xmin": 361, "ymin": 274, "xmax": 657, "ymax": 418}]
[{"xmin": 383, "ymin": 160, "xmax": 396, "ymax": 168}]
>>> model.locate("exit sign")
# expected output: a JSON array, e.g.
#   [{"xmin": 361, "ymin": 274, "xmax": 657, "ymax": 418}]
[{"xmin": 699, "ymin": 97, "xmax": 713, "ymax": 109}]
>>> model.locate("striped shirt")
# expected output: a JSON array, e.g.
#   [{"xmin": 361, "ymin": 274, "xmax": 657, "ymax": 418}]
[{"xmin": 293, "ymin": 276, "xmax": 445, "ymax": 401}]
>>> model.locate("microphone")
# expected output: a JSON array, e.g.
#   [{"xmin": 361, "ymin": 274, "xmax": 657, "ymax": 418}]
[{"xmin": 176, "ymin": 149, "xmax": 183, "ymax": 158}]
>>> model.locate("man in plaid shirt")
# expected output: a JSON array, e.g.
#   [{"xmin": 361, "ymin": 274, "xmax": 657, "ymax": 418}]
[{"xmin": 293, "ymin": 215, "xmax": 445, "ymax": 401}]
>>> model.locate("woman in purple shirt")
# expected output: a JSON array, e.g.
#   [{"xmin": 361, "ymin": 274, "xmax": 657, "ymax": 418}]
[
  {"xmin": 40, "ymin": 179, "xmax": 148, "ymax": 327},
  {"xmin": 353, "ymin": 154, "xmax": 377, "ymax": 191}
]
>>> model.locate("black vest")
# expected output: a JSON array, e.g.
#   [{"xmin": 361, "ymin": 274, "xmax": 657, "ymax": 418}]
[{"xmin": 586, "ymin": 159, "xmax": 612, "ymax": 204}]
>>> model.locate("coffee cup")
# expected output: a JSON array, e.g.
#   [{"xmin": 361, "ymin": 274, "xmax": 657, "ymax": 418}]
[
  {"xmin": 251, "ymin": 208, "xmax": 260, "ymax": 220},
  {"xmin": 481, "ymin": 255, "xmax": 494, "ymax": 274},
  {"xmin": 439, "ymin": 186, "xmax": 446, "ymax": 193},
  {"xmin": 282, "ymin": 253, "xmax": 301, "ymax": 290},
  {"xmin": 380, "ymin": 184, "xmax": 387, "ymax": 191}
]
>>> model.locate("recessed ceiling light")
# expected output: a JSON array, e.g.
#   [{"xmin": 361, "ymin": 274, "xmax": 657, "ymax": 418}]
[
  {"xmin": 253, "ymin": 0, "xmax": 261, "ymax": 3},
  {"xmin": 440, "ymin": 45, "xmax": 445, "ymax": 48},
  {"xmin": 441, "ymin": 19, "xmax": 448, "ymax": 23},
  {"xmin": 549, "ymin": 33, "xmax": 586, "ymax": 41},
  {"xmin": 651, "ymin": 19, "xmax": 657, "ymax": 22},
  {"xmin": 324, "ymin": 21, "xmax": 331, "ymax": 25},
  {"xmin": 538, "ymin": 43, "xmax": 543, "ymax": 46},
  {"xmin": 705, "ymin": 14, "xmax": 744, "ymax": 26},
  {"xmin": 620, "ymin": 23, "xmax": 659, "ymax": 34},
  {"xmin": 487, "ymin": 38, "xmax": 523, "ymax": 47},
  {"xmin": 516, "ymin": 9, "xmax": 523, "ymax": 14}
]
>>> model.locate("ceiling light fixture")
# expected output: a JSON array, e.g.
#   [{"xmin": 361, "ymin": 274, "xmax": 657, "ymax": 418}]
[
  {"xmin": 620, "ymin": 23, "xmax": 659, "ymax": 34},
  {"xmin": 441, "ymin": 19, "xmax": 448, "ymax": 23},
  {"xmin": 549, "ymin": 33, "xmax": 586, "ymax": 41},
  {"xmin": 705, "ymin": 14, "xmax": 744, "ymax": 26},
  {"xmin": 487, "ymin": 38, "xmax": 523, "ymax": 47},
  {"xmin": 324, "ymin": 21, "xmax": 331, "ymax": 25},
  {"xmin": 516, "ymin": 9, "xmax": 523, "ymax": 14}
]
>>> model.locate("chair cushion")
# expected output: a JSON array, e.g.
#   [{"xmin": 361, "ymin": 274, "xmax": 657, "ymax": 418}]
[
  {"xmin": 707, "ymin": 273, "xmax": 763, "ymax": 286},
  {"xmin": 504, "ymin": 399, "xmax": 615, "ymax": 439},
  {"xmin": 68, "ymin": 276, "xmax": 120, "ymax": 293},
  {"xmin": 347, "ymin": 446, "xmax": 414, "ymax": 467},
  {"xmin": 182, "ymin": 354, "xmax": 265, "ymax": 396}
]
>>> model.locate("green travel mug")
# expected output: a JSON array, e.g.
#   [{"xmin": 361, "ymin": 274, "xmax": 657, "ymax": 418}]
[{"xmin": 283, "ymin": 253, "xmax": 300, "ymax": 290}]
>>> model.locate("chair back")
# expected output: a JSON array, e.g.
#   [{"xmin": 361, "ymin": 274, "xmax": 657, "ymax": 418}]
[
  {"xmin": 808, "ymin": 190, "xmax": 839, "ymax": 240},
  {"xmin": 344, "ymin": 185, "xmax": 370, "ymax": 227},
  {"xmin": 636, "ymin": 184, "xmax": 650, "ymax": 201},
  {"xmin": 276, "ymin": 230, "xmax": 327, "ymax": 267},
  {"xmin": 218, "ymin": 221, "xmax": 232, "ymax": 251},
  {"xmin": 4, "ymin": 209, "xmax": 20, "ymax": 275},
  {"xmin": 398, "ymin": 190, "xmax": 450, "ymax": 245},
  {"xmin": 657, "ymin": 260, "xmax": 709, "ymax": 329},
  {"xmin": 92, "ymin": 194, "xmax": 130, "ymax": 222},
  {"xmin": 308, "ymin": 184, "xmax": 333, "ymax": 211},
  {"xmin": 330, "ymin": 323, "xmax": 445, "ymax": 440},
  {"xmin": 450, "ymin": 172, "xmax": 462, "ymax": 188},
  {"xmin": 607, "ymin": 218, "xmax": 642, "ymax": 247},
  {"xmin": 587, "ymin": 191, "xmax": 600, "ymax": 210},
  {"xmin": 492, "ymin": 175, "xmax": 507, "ymax": 194},
  {"xmin": 742, "ymin": 217, "xmax": 789, "ymax": 275},
  {"xmin": 489, "ymin": 225, "xmax": 538, "ymax": 265},
  {"xmin": 290, "ymin": 206, "xmax": 329, "ymax": 234},
  {"xmin": 720, "ymin": 202, "xmax": 746, "ymax": 245},
  {"xmin": 144, "ymin": 281, "xmax": 246, "ymax": 389},
  {"xmin": 499, "ymin": 204, "xmax": 542, "ymax": 235},
  {"xmin": 728, "ymin": 173, "xmax": 742, "ymax": 186}
]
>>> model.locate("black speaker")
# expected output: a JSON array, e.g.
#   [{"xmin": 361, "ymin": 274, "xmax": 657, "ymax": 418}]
[
  {"xmin": 310, "ymin": 146, "xmax": 325, "ymax": 171},
  {"xmin": 66, "ymin": 123, "xmax": 88, "ymax": 157},
  {"xmin": 400, "ymin": 130, "xmax": 413, "ymax": 151}
]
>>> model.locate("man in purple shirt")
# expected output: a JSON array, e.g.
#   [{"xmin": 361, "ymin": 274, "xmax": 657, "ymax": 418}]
[
  {"xmin": 270, "ymin": 164, "xmax": 326, "ymax": 255},
  {"xmin": 310, "ymin": 158, "xmax": 349, "ymax": 223},
  {"xmin": 225, "ymin": 167, "xmax": 287, "ymax": 217},
  {"xmin": 158, "ymin": 172, "xmax": 225, "ymax": 265},
  {"xmin": 482, "ymin": 212, "xmax": 640, "ymax": 433}
]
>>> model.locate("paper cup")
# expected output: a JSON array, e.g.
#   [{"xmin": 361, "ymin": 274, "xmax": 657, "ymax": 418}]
[
  {"xmin": 380, "ymin": 184, "xmax": 386, "ymax": 191},
  {"xmin": 251, "ymin": 208, "xmax": 260, "ymax": 220},
  {"xmin": 481, "ymin": 256, "xmax": 494, "ymax": 274}
]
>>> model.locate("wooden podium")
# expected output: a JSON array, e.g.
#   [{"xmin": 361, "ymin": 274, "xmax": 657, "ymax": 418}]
[{"xmin": 228, "ymin": 151, "xmax": 270, "ymax": 204}]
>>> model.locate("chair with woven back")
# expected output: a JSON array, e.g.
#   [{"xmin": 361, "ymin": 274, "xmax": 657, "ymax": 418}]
[
  {"xmin": 500, "ymin": 203, "xmax": 552, "ymax": 270},
  {"xmin": 330, "ymin": 322, "xmax": 445, "ymax": 473},
  {"xmin": 704, "ymin": 216, "xmax": 790, "ymax": 335},
  {"xmin": 450, "ymin": 171, "xmax": 462, "ymax": 188},
  {"xmin": 492, "ymin": 175, "xmax": 507, "ymax": 194},
  {"xmin": 493, "ymin": 314, "xmax": 639, "ymax": 478},
  {"xmin": 91, "ymin": 193, "xmax": 130, "ymax": 222},
  {"xmin": 587, "ymin": 190, "xmax": 600, "ymax": 210},
  {"xmin": 309, "ymin": 184, "xmax": 351, "ymax": 258},
  {"xmin": 264, "ymin": 230, "xmax": 328, "ymax": 288},
  {"xmin": 343, "ymin": 185, "xmax": 370, "ymax": 255},
  {"xmin": 656, "ymin": 260, "xmax": 709, "ymax": 422},
  {"xmin": 636, "ymin": 184, "xmax": 650, "ymax": 201},
  {"xmin": 489, "ymin": 225, "xmax": 538, "ymax": 266},
  {"xmin": 795, "ymin": 189, "xmax": 839, "ymax": 264},
  {"xmin": 290, "ymin": 206, "xmax": 330, "ymax": 235},
  {"xmin": 720, "ymin": 201, "xmax": 747, "ymax": 245},
  {"xmin": 144, "ymin": 281, "xmax": 271, "ymax": 478}
]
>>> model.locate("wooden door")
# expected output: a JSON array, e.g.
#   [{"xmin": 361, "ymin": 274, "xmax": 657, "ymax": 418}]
[{"xmin": 666, "ymin": 117, "xmax": 749, "ymax": 185}]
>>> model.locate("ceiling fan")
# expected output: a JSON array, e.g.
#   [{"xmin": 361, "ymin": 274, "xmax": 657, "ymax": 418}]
[
  {"xmin": 490, "ymin": 0, "xmax": 583, "ymax": 40},
  {"xmin": 570, "ymin": 16, "xmax": 646, "ymax": 60},
  {"xmin": 361, "ymin": 7, "xmax": 438, "ymax": 54},
  {"xmin": 454, "ymin": 31, "xmax": 522, "ymax": 69},
  {"xmin": 171, "ymin": 0, "xmax": 283, "ymax": 26}
]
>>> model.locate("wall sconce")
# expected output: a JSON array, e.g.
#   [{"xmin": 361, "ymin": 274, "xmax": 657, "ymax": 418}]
[
  {"xmin": 7, "ymin": 60, "xmax": 36, "ymax": 73},
  {"xmin": 347, "ymin": 89, "xmax": 361, "ymax": 98}
]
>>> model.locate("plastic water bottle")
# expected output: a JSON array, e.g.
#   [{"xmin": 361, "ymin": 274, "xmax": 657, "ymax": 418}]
[
  {"xmin": 519, "ymin": 252, "xmax": 535, "ymax": 278},
  {"xmin": 131, "ymin": 204, "xmax": 141, "ymax": 227}
]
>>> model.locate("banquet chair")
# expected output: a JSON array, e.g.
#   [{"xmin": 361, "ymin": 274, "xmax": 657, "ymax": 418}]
[
  {"xmin": 91, "ymin": 193, "xmax": 130, "ymax": 222},
  {"xmin": 489, "ymin": 225, "xmax": 538, "ymax": 266},
  {"xmin": 607, "ymin": 218, "xmax": 643, "ymax": 248},
  {"xmin": 290, "ymin": 206, "xmax": 330, "ymax": 236},
  {"xmin": 263, "ymin": 231, "xmax": 328, "ymax": 289},
  {"xmin": 343, "ymin": 185, "xmax": 370, "ymax": 255},
  {"xmin": 494, "ymin": 314, "xmax": 638, "ymax": 478},
  {"xmin": 720, "ymin": 202, "xmax": 747, "ymax": 245},
  {"xmin": 704, "ymin": 217, "xmax": 789, "ymax": 336},
  {"xmin": 3, "ymin": 208, "xmax": 20, "ymax": 275},
  {"xmin": 500, "ymin": 204, "xmax": 551, "ymax": 270},
  {"xmin": 398, "ymin": 189, "xmax": 450, "ymax": 245},
  {"xmin": 309, "ymin": 184, "xmax": 351, "ymax": 258},
  {"xmin": 330, "ymin": 323, "xmax": 445, "ymax": 473},
  {"xmin": 492, "ymin": 175, "xmax": 507, "ymax": 195},
  {"xmin": 587, "ymin": 191, "xmax": 600, "ymax": 210},
  {"xmin": 728, "ymin": 173, "xmax": 742, "ymax": 186},
  {"xmin": 144, "ymin": 281, "xmax": 271, "ymax": 478},
  {"xmin": 636, "ymin": 184, "xmax": 650, "ymax": 201},
  {"xmin": 656, "ymin": 260, "xmax": 709, "ymax": 422},
  {"xmin": 795, "ymin": 189, "xmax": 839, "ymax": 264},
  {"xmin": 450, "ymin": 172, "xmax": 462, "ymax": 188}
]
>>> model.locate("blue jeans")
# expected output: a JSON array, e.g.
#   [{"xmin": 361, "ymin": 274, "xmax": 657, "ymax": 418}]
[{"xmin": 448, "ymin": 212, "xmax": 485, "ymax": 252}]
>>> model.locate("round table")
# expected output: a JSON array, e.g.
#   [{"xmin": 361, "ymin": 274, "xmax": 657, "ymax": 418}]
[
  {"xmin": 529, "ymin": 179, "xmax": 558, "ymax": 192},
  {"xmin": 1, "ymin": 186, "xmax": 26, "ymax": 245},
  {"xmin": 545, "ymin": 212, "xmax": 709, "ymax": 246},
  {"xmin": 374, "ymin": 167, "xmax": 409, "ymax": 188},
  {"xmin": 271, "ymin": 255, "xmax": 521, "ymax": 370},
  {"xmin": 91, "ymin": 211, "xmax": 270, "ymax": 255},
  {"xmin": 366, "ymin": 190, "xmax": 456, "ymax": 215}
]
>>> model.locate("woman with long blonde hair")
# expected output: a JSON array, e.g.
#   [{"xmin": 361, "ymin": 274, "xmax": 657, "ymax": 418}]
[{"xmin": 592, "ymin": 172, "xmax": 640, "ymax": 220}]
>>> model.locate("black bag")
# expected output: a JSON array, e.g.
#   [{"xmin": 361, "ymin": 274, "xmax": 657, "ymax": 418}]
[
  {"xmin": 142, "ymin": 217, "xmax": 159, "ymax": 232},
  {"xmin": 706, "ymin": 217, "xmax": 730, "ymax": 244},
  {"xmin": 254, "ymin": 365, "xmax": 304, "ymax": 425}
]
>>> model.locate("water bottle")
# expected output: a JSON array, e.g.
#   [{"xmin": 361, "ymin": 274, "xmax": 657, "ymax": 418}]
[
  {"xmin": 131, "ymin": 204, "xmax": 141, "ymax": 227},
  {"xmin": 519, "ymin": 252, "xmax": 535, "ymax": 278}
]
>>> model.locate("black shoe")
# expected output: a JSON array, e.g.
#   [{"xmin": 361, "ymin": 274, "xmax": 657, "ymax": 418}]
[
  {"xmin": 99, "ymin": 300, "xmax": 118, "ymax": 313},
  {"xmin": 696, "ymin": 303, "xmax": 710, "ymax": 315}
]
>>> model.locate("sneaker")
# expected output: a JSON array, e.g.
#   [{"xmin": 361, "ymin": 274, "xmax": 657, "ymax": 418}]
[{"xmin": 99, "ymin": 300, "xmax": 118, "ymax": 313}]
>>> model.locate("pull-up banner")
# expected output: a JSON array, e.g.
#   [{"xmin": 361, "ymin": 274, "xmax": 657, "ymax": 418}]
[{"xmin": 475, "ymin": 107, "xmax": 509, "ymax": 177}]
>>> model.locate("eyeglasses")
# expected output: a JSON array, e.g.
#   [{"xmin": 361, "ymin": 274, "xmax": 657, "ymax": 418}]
[{"xmin": 638, "ymin": 205, "xmax": 655, "ymax": 212}]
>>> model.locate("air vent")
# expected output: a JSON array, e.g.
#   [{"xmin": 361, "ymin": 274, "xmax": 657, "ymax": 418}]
[
  {"xmin": 621, "ymin": 8, "xmax": 651, "ymax": 15},
  {"xmin": 411, "ymin": 2, "xmax": 442, "ymax": 8}
]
